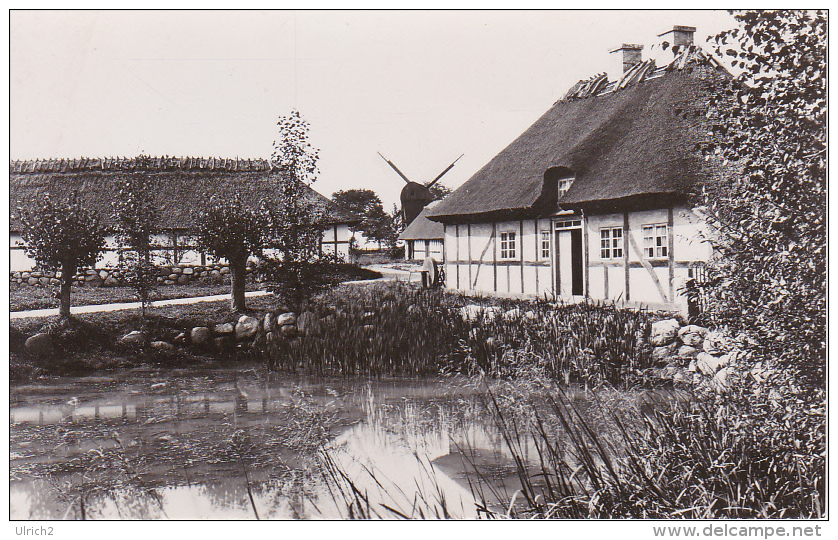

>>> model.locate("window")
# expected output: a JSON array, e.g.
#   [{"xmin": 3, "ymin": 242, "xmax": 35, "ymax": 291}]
[
  {"xmin": 540, "ymin": 231, "xmax": 551, "ymax": 259},
  {"xmin": 558, "ymin": 177, "xmax": 575, "ymax": 198},
  {"xmin": 600, "ymin": 227, "xmax": 623, "ymax": 260},
  {"xmin": 499, "ymin": 231, "xmax": 517, "ymax": 259},
  {"xmin": 642, "ymin": 224, "xmax": 668, "ymax": 259}
]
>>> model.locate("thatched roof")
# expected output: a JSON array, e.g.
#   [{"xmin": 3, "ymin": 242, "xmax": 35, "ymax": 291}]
[
  {"xmin": 428, "ymin": 47, "xmax": 732, "ymax": 222},
  {"xmin": 9, "ymin": 156, "xmax": 360, "ymax": 231},
  {"xmin": 398, "ymin": 201, "xmax": 444, "ymax": 241}
]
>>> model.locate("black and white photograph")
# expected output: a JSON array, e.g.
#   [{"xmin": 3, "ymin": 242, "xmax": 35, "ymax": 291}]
[{"xmin": 7, "ymin": 8, "xmax": 827, "ymax": 530}]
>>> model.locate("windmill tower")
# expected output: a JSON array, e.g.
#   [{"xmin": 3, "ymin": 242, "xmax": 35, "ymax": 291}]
[{"xmin": 378, "ymin": 152, "xmax": 463, "ymax": 226}]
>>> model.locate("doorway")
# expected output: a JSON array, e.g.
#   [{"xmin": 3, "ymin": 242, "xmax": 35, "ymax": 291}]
[{"xmin": 556, "ymin": 221, "xmax": 584, "ymax": 297}]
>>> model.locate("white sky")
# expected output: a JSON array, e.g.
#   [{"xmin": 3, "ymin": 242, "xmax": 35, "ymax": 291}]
[{"xmin": 10, "ymin": 10, "xmax": 736, "ymax": 208}]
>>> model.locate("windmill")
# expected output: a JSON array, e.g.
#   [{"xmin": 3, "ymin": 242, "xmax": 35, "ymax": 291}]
[{"xmin": 378, "ymin": 152, "xmax": 463, "ymax": 226}]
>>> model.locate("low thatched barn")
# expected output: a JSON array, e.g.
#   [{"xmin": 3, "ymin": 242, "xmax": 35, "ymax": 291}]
[
  {"xmin": 427, "ymin": 27, "xmax": 730, "ymax": 313},
  {"xmin": 398, "ymin": 200, "xmax": 444, "ymax": 262},
  {"xmin": 9, "ymin": 156, "xmax": 360, "ymax": 271}
]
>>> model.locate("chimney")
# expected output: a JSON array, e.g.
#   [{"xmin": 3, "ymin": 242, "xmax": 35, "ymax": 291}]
[
  {"xmin": 609, "ymin": 44, "xmax": 643, "ymax": 80},
  {"xmin": 658, "ymin": 25, "xmax": 696, "ymax": 52}
]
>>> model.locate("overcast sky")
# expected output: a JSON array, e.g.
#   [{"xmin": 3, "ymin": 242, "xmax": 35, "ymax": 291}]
[{"xmin": 10, "ymin": 10, "xmax": 736, "ymax": 208}]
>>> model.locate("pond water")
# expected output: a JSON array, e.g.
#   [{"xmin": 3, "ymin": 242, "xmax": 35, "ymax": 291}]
[{"xmin": 10, "ymin": 365, "xmax": 551, "ymax": 520}]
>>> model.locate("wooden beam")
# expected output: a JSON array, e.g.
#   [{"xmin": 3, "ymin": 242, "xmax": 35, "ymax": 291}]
[
  {"xmin": 492, "ymin": 222, "xmax": 498, "ymax": 293},
  {"xmin": 467, "ymin": 223, "xmax": 472, "ymax": 290},
  {"xmin": 455, "ymin": 224, "xmax": 460, "ymax": 289},
  {"xmin": 604, "ymin": 260, "xmax": 609, "ymax": 298},
  {"xmin": 534, "ymin": 219, "xmax": 539, "ymax": 295},
  {"xmin": 623, "ymin": 212, "xmax": 630, "ymax": 302},
  {"xmin": 668, "ymin": 207, "xmax": 675, "ymax": 302},
  {"xmin": 582, "ymin": 212, "xmax": 589, "ymax": 298},
  {"xmin": 519, "ymin": 219, "xmax": 525, "ymax": 294}
]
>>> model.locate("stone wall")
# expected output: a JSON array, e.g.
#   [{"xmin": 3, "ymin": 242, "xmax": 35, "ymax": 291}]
[{"xmin": 10, "ymin": 262, "xmax": 259, "ymax": 289}]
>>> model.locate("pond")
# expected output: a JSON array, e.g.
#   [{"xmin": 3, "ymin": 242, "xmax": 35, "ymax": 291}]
[{"xmin": 10, "ymin": 365, "xmax": 550, "ymax": 519}]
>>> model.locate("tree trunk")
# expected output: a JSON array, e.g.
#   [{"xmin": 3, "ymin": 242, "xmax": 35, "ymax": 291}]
[
  {"xmin": 59, "ymin": 261, "xmax": 76, "ymax": 319},
  {"xmin": 230, "ymin": 256, "xmax": 247, "ymax": 312}
]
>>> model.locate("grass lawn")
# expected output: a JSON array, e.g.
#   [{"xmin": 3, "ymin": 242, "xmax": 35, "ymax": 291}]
[{"xmin": 9, "ymin": 281, "xmax": 261, "ymax": 312}]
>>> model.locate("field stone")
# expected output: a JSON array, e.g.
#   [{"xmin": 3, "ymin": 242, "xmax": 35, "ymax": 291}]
[
  {"xmin": 191, "ymin": 327, "xmax": 211, "ymax": 345},
  {"xmin": 263, "ymin": 313, "xmax": 274, "ymax": 333},
  {"xmin": 120, "ymin": 331, "xmax": 147, "ymax": 347},
  {"xmin": 21, "ymin": 272, "xmax": 30, "ymax": 278},
  {"xmin": 28, "ymin": 277, "xmax": 38, "ymax": 286},
  {"xmin": 39, "ymin": 277, "xmax": 51, "ymax": 286},
  {"xmin": 214, "ymin": 337, "xmax": 229, "ymax": 348},
  {"xmin": 695, "ymin": 352, "xmax": 728, "ymax": 376},
  {"xmin": 678, "ymin": 325, "xmax": 709, "ymax": 347},
  {"xmin": 150, "ymin": 341, "xmax": 176, "ymax": 352},
  {"xmin": 219, "ymin": 267, "xmax": 230, "ymax": 275},
  {"xmin": 677, "ymin": 345, "xmax": 701, "ymax": 358},
  {"xmin": 703, "ymin": 330, "xmax": 733, "ymax": 355},
  {"xmin": 99, "ymin": 270, "xmax": 109, "ymax": 280},
  {"xmin": 50, "ymin": 278, "xmax": 60, "ymax": 285},
  {"xmin": 173, "ymin": 332, "xmax": 188, "ymax": 345},
  {"xmin": 652, "ymin": 343, "xmax": 677, "ymax": 362},
  {"xmin": 711, "ymin": 366, "xmax": 734, "ymax": 393},
  {"xmin": 236, "ymin": 315, "xmax": 260, "ymax": 340},
  {"xmin": 182, "ymin": 267, "xmax": 194, "ymax": 275},
  {"xmin": 278, "ymin": 325, "xmax": 297, "ymax": 338},
  {"xmin": 276, "ymin": 312, "xmax": 297, "ymax": 326},
  {"xmin": 210, "ymin": 270, "xmax": 220, "ymax": 277},
  {"xmin": 31, "ymin": 271, "xmax": 42, "ymax": 278},
  {"xmin": 168, "ymin": 274, "xmax": 179, "ymax": 281},
  {"xmin": 177, "ymin": 275, "xmax": 189, "ymax": 285},
  {"xmin": 214, "ymin": 322, "xmax": 235, "ymax": 335},
  {"xmin": 104, "ymin": 276, "xmax": 119, "ymax": 287},
  {"xmin": 650, "ymin": 318, "xmax": 681, "ymax": 346},
  {"xmin": 172, "ymin": 267, "xmax": 182, "ymax": 274},
  {"xmin": 25, "ymin": 333, "xmax": 54, "ymax": 357}
]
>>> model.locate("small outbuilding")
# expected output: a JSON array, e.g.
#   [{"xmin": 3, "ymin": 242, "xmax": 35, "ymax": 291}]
[{"xmin": 398, "ymin": 200, "xmax": 444, "ymax": 262}]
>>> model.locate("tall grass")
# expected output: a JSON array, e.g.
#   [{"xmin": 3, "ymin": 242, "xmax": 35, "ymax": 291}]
[{"xmin": 263, "ymin": 282, "xmax": 653, "ymax": 386}]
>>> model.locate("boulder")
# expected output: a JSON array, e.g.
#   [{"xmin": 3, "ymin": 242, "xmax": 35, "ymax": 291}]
[
  {"xmin": 652, "ymin": 343, "xmax": 678, "ymax": 362},
  {"xmin": 677, "ymin": 345, "xmax": 701, "ymax": 358},
  {"xmin": 275, "ymin": 305, "xmax": 292, "ymax": 315},
  {"xmin": 650, "ymin": 318, "xmax": 681, "ymax": 346},
  {"xmin": 219, "ymin": 266, "xmax": 230, "ymax": 275},
  {"xmin": 168, "ymin": 274, "xmax": 179, "ymax": 281},
  {"xmin": 191, "ymin": 327, "xmax": 211, "ymax": 345},
  {"xmin": 214, "ymin": 322, "xmax": 235, "ymax": 335},
  {"xmin": 99, "ymin": 270, "xmax": 109, "ymax": 280},
  {"xmin": 695, "ymin": 352, "xmax": 729, "ymax": 376},
  {"xmin": 278, "ymin": 324, "xmax": 297, "ymax": 337},
  {"xmin": 297, "ymin": 311, "xmax": 318, "ymax": 334},
  {"xmin": 150, "ymin": 341, "xmax": 176, "ymax": 352},
  {"xmin": 21, "ymin": 272, "xmax": 31, "ymax": 279},
  {"xmin": 39, "ymin": 277, "xmax": 50, "ymax": 286},
  {"xmin": 163, "ymin": 279, "xmax": 175, "ymax": 285},
  {"xmin": 177, "ymin": 275, "xmax": 189, "ymax": 285},
  {"xmin": 24, "ymin": 333, "xmax": 54, "ymax": 357},
  {"xmin": 31, "ymin": 271, "xmax": 42, "ymax": 278},
  {"xmin": 172, "ymin": 267, "xmax": 182, "ymax": 274},
  {"xmin": 210, "ymin": 270, "xmax": 220, "ymax": 277},
  {"xmin": 235, "ymin": 315, "xmax": 260, "ymax": 340},
  {"xmin": 263, "ymin": 313, "xmax": 274, "ymax": 333},
  {"xmin": 182, "ymin": 267, "xmax": 194, "ymax": 275},
  {"xmin": 85, "ymin": 269, "xmax": 97, "ymax": 276},
  {"xmin": 276, "ymin": 312, "xmax": 297, "ymax": 326},
  {"xmin": 104, "ymin": 276, "xmax": 119, "ymax": 287},
  {"xmin": 119, "ymin": 331, "xmax": 147, "ymax": 347},
  {"xmin": 28, "ymin": 277, "xmax": 38, "ymax": 286},
  {"xmin": 703, "ymin": 330, "xmax": 733, "ymax": 355},
  {"xmin": 678, "ymin": 325, "xmax": 709, "ymax": 347},
  {"xmin": 50, "ymin": 278, "xmax": 60, "ymax": 285},
  {"xmin": 711, "ymin": 366, "xmax": 734, "ymax": 393}
]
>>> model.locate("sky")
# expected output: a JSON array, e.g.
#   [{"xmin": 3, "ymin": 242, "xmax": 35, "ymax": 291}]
[{"xmin": 9, "ymin": 10, "xmax": 736, "ymax": 208}]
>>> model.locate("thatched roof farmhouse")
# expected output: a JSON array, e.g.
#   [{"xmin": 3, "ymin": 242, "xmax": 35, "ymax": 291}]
[
  {"xmin": 10, "ymin": 156, "xmax": 360, "ymax": 270},
  {"xmin": 427, "ymin": 26, "xmax": 732, "ymax": 313}
]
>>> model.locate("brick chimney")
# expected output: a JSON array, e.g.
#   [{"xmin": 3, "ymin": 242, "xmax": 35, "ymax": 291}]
[
  {"xmin": 658, "ymin": 25, "xmax": 696, "ymax": 52},
  {"xmin": 609, "ymin": 43, "xmax": 644, "ymax": 75}
]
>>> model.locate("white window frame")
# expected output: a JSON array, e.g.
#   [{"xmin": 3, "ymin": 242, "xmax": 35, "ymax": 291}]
[
  {"xmin": 642, "ymin": 224, "xmax": 668, "ymax": 259},
  {"xmin": 600, "ymin": 226, "xmax": 623, "ymax": 260},
  {"xmin": 558, "ymin": 177, "xmax": 575, "ymax": 198},
  {"xmin": 539, "ymin": 230, "xmax": 551, "ymax": 260},
  {"xmin": 499, "ymin": 230, "xmax": 517, "ymax": 260}
]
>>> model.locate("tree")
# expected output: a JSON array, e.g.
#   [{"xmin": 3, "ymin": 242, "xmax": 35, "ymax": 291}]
[
  {"xmin": 113, "ymin": 173, "xmax": 160, "ymax": 319},
  {"xmin": 428, "ymin": 182, "xmax": 451, "ymax": 200},
  {"xmin": 262, "ymin": 110, "xmax": 332, "ymax": 310},
  {"xmin": 331, "ymin": 189, "xmax": 389, "ymax": 246},
  {"xmin": 18, "ymin": 193, "xmax": 106, "ymax": 319},
  {"xmin": 701, "ymin": 10, "xmax": 826, "ymax": 386},
  {"xmin": 195, "ymin": 194, "xmax": 266, "ymax": 312}
]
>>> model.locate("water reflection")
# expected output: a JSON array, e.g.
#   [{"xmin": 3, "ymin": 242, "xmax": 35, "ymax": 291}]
[{"xmin": 10, "ymin": 368, "xmax": 542, "ymax": 519}]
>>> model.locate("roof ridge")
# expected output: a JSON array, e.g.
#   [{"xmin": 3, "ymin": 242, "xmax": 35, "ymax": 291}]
[
  {"xmin": 560, "ymin": 44, "xmax": 722, "ymax": 103},
  {"xmin": 10, "ymin": 156, "xmax": 276, "ymax": 174}
]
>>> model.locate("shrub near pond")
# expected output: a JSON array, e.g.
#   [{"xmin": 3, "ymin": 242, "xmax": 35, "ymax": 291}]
[{"xmin": 262, "ymin": 282, "xmax": 655, "ymax": 385}]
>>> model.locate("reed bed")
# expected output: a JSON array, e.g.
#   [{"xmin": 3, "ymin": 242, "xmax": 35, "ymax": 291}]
[{"xmin": 262, "ymin": 282, "xmax": 654, "ymax": 386}]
